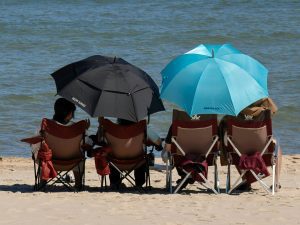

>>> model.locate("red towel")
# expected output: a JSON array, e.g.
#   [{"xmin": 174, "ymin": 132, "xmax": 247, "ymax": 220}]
[
  {"xmin": 239, "ymin": 151, "xmax": 270, "ymax": 178},
  {"xmin": 37, "ymin": 142, "xmax": 57, "ymax": 180},
  {"xmin": 94, "ymin": 147, "xmax": 111, "ymax": 176},
  {"xmin": 178, "ymin": 153, "xmax": 208, "ymax": 182},
  {"xmin": 181, "ymin": 160, "xmax": 208, "ymax": 182}
]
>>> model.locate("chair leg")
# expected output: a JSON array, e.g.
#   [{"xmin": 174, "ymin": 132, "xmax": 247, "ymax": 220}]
[
  {"xmin": 228, "ymin": 170, "xmax": 247, "ymax": 194},
  {"xmin": 226, "ymin": 164, "xmax": 231, "ymax": 193},
  {"xmin": 100, "ymin": 175, "xmax": 106, "ymax": 191},
  {"xmin": 165, "ymin": 158, "xmax": 170, "ymax": 192},
  {"xmin": 81, "ymin": 160, "xmax": 86, "ymax": 191},
  {"xmin": 143, "ymin": 156, "xmax": 152, "ymax": 191},
  {"xmin": 145, "ymin": 164, "xmax": 151, "ymax": 190},
  {"xmin": 100, "ymin": 175, "xmax": 108, "ymax": 191},
  {"xmin": 169, "ymin": 165, "xmax": 172, "ymax": 193},
  {"xmin": 33, "ymin": 160, "xmax": 37, "ymax": 191},
  {"xmin": 33, "ymin": 161, "xmax": 39, "ymax": 191},
  {"xmin": 119, "ymin": 171, "xmax": 136, "ymax": 187},
  {"xmin": 53, "ymin": 172, "xmax": 74, "ymax": 191},
  {"xmin": 166, "ymin": 158, "xmax": 173, "ymax": 193},
  {"xmin": 173, "ymin": 172, "xmax": 191, "ymax": 194},
  {"xmin": 109, "ymin": 162, "xmax": 145, "ymax": 192},
  {"xmin": 35, "ymin": 163, "xmax": 48, "ymax": 191},
  {"xmin": 272, "ymin": 164, "xmax": 276, "ymax": 195},
  {"xmin": 214, "ymin": 160, "xmax": 220, "ymax": 193},
  {"xmin": 249, "ymin": 170, "xmax": 271, "ymax": 194},
  {"xmin": 198, "ymin": 173, "xmax": 219, "ymax": 195}
]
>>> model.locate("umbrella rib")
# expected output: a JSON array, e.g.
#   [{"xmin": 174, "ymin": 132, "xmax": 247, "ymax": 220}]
[
  {"xmin": 216, "ymin": 64, "xmax": 236, "ymax": 115},
  {"xmin": 162, "ymin": 58, "xmax": 210, "ymax": 92},
  {"xmin": 215, "ymin": 58, "xmax": 267, "ymax": 115},
  {"xmin": 131, "ymin": 87, "xmax": 149, "ymax": 94},
  {"xmin": 90, "ymin": 91, "xmax": 103, "ymax": 117},
  {"xmin": 78, "ymin": 79, "xmax": 102, "ymax": 91},
  {"xmin": 79, "ymin": 79, "xmax": 135, "ymax": 95},
  {"xmin": 102, "ymin": 89, "xmax": 129, "ymax": 95},
  {"xmin": 189, "ymin": 62, "xmax": 211, "ymax": 115},
  {"xmin": 190, "ymin": 60, "xmax": 236, "ymax": 115},
  {"xmin": 129, "ymin": 92, "xmax": 138, "ymax": 122},
  {"xmin": 216, "ymin": 57, "xmax": 268, "ymax": 94}
]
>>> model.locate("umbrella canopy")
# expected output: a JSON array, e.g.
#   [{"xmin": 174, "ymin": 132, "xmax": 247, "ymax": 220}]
[
  {"xmin": 51, "ymin": 55, "xmax": 165, "ymax": 122},
  {"xmin": 160, "ymin": 44, "xmax": 269, "ymax": 116}
]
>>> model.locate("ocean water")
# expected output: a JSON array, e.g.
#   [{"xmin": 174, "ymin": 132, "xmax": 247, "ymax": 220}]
[{"xmin": 0, "ymin": 0, "xmax": 299, "ymax": 157}]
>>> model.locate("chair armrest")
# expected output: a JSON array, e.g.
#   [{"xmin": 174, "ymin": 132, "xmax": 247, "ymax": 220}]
[
  {"xmin": 227, "ymin": 136, "xmax": 242, "ymax": 157},
  {"xmin": 171, "ymin": 137, "xmax": 186, "ymax": 156},
  {"xmin": 205, "ymin": 135, "xmax": 219, "ymax": 158},
  {"xmin": 261, "ymin": 135, "xmax": 274, "ymax": 155}
]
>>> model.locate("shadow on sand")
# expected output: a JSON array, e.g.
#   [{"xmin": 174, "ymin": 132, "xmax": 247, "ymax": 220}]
[{"xmin": 0, "ymin": 183, "xmax": 229, "ymax": 195}]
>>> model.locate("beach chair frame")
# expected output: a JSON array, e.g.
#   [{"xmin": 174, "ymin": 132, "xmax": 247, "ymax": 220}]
[
  {"xmin": 225, "ymin": 111, "xmax": 279, "ymax": 195},
  {"xmin": 34, "ymin": 158, "xmax": 85, "ymax": 191},
  {"xmin": 32, "ymin": 119, "xmax": 87, "ymax": 192},
  {"xmin": 166, "ymin": 115, "xmax": 220, "ymax": 194},
  {"xmin": 100, "ymin": 119, "xmax": 151, "ymax": 192}
]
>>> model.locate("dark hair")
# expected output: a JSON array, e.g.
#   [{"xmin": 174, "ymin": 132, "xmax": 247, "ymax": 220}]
[{"xmin": 53, "ymin": 98, "xmax": 76, "ymax": 124}]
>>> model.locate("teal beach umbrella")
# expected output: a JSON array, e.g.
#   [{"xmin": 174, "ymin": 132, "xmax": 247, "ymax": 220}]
[{"xmin": 160, "ymin": 44, "xmax": 269, "ymax": 116}]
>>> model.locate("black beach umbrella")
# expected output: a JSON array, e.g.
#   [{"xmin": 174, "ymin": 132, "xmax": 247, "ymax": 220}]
[{"xmin": 51, "ymin": 55, "xmax": 165, "ymax": 122}]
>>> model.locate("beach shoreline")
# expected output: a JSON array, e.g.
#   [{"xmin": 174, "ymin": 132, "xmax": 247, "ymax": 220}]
[{"xmin": 0, "ymin": 155, "xmax": 299, "ymax": 225}]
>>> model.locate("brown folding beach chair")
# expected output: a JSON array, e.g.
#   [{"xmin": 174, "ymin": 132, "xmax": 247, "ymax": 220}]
[
  {"xmin": 99, "ymin": 118, "xmax": 151, "ymax": 191},
  {"xmin": 22, "ymin": 118, "xmax": 88, "ymax": 191},
  {"xmin": 224, "ymin": 110, "xmax": 280, "ymax": 195},
  {"xmin": 166, "ymin": 110, "xmax": 220, "ymax": 194}
]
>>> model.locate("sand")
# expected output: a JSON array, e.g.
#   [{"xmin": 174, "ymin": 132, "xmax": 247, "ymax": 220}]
[{"xmin": 0, "ymin": 155, "xmax": 299, "ymax": 225}]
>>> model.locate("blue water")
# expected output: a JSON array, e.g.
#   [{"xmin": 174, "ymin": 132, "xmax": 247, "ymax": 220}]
[{"xmin": 0, "ymin": 0, "xmax": 299, "ymax": 157}]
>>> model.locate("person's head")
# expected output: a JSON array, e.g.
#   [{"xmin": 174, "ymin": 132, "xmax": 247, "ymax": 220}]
[{"xmin": 53, "ymin": 98, "xmax": 76, "ymax": 124}]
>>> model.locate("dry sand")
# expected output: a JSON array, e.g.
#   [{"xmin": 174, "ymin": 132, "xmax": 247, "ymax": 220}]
[{"xmin": 0, "ymin": 155, "xmax": 299, "ymax": 225}]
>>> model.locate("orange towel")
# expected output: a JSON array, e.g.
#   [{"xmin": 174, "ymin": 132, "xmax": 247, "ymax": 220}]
[
  {"xmin": 94, "ymin": 147, "xmax": 111, "ymax": 176},
  {"xmin": 37, "ymin": 142, "xmax": 57, "ymax": 180}
]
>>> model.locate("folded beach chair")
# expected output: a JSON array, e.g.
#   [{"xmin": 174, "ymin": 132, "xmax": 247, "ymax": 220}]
[
  {"xmin": 99, "ymin": 118, "xmax": 151, "ymax": 191},
  {"xmin": 22, "ymin": 118, "xmax": 88, "ymax": 191},
  {"xmin": 166, "ymin": 110, "xmax": 220, "ymax": 194},
  {"xmin": 224, "ymin": 110, "xmax": 279, "ymax": 195}
]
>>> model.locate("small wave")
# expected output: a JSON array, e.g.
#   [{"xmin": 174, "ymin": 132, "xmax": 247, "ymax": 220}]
[
  {"xmin": 1, "ymin": 94, "xmax": 36, "ymax": 102},
  {"xmin": 269, "ymin": 31, "xmax": 300, "ymax": 39}
]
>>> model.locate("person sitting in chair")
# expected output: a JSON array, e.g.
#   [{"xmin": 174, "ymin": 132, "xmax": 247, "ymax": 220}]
[
  {"xmin": 219, "ymin": 97, "xmax": 282, "ymax": 191},
  {"xmin": 97, "ymin": 118, "xmax": 162, "ymax": 189},
  {"xmin": 32, "ymin": 98, "xmax": 90, "ymax": 190},
  {"xmin": 162, "ymin": 112, "xmax": 204, "ymax": 190}
]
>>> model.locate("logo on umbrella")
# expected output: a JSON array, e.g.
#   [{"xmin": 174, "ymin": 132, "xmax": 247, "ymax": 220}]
[{"xmin": 72, "ymin": 97, "xmax": 86, "ymax": 108}]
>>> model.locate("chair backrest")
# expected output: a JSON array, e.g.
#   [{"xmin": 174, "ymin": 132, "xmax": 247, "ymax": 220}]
[
  {"xmin": 41, "ymin": 118, "xmax": 87, "ymax": 160},
  {"xmin": 227, "ymin": 110, "xmax": 273, "ymax": 154},
  {"xmin": 171, "ymin": 110, "xmax": 218, "ymax": 155},
  {"xmin": 101, "ymin": 118, "xmax": 146, "ymax": 159}
]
